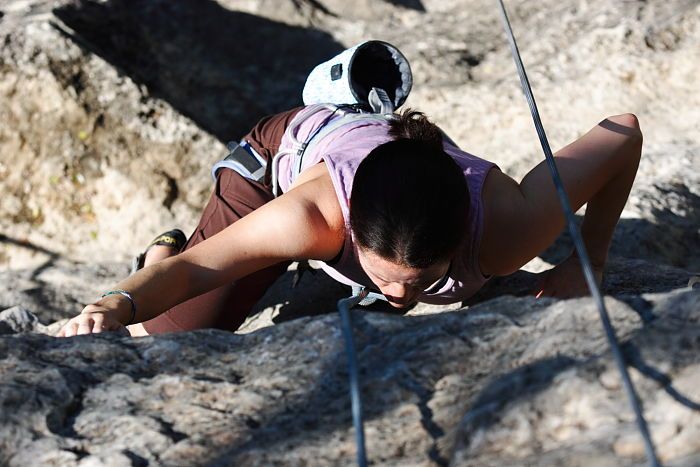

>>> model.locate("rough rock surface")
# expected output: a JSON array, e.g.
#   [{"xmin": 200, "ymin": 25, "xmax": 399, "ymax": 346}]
[
  {"xmin": 1, "ymin": 0, "xmax": 698, "ymax": 269},
  {"xmin": 1, "ymin": 0, "xmax": 699, "ymax": 465},
  {"xmin": 2, "ymin": 287, "xmax": 699, "ymax": 466}
]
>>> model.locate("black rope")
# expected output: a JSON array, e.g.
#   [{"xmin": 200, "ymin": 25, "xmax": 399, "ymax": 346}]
[
  {"xmin": 495, "ymin": 1, "xmax": 660, "ymax": 465},
  {"xmin": 338, "ymin": 290, "xmax": 369, "ymax": 467}
]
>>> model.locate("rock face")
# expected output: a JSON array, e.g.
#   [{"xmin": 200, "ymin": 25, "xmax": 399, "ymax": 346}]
[
  {"xmin": 1, "ymin": 0, "xmax": 699, "ymax": 465},
  {"xmin": 1, "ymin": 0, "xmax": 698, "ymax": 269},
  {"xmin": 1, "ymin": 288, "xmax": 699, "ymax": 466},
  {"xmin": 0, "ymin": 0, "xmax": 343, "ymax": 266}
]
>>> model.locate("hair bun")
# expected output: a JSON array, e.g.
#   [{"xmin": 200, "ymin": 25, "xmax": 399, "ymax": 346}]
[{"xmin": 388, "ymin": 108, "xmax": 444, "ymax": 150}]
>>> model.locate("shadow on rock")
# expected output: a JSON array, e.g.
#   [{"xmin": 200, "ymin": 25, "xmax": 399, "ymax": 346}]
[
  {"xmin": 450, "ymin": 290, "xmax": 700, "ymax": 465},
  {"xmin": 0, "ymin": 236, "xmax": 129, "ymax": 324},
  {"xmin": 538, "ymin": 186, "xmax": 700, "ymax": 272},
  {"xmin": 385, "ymin": 0, "xmax": 426, "ymax": 12},
  {"xmin": 246, "ymin": 268, "xmax": 350, "ymax": 329},
  {"xmin": 464, "ymin": 257, "xmax": 692, "ymax": 308},
  {"xmin": 623, "ymin": 342, "xmax": 700, "ymax": 412},
  {"xmin": 454, "ymin": 356, "xmax": 579, "ymax": 439},
  {"xmin": 0, "ymin": 233, "xmax": 60, "ymax": 280},
  {"xmin": 206, "ymin": 310, "xmax": 465, "ymax": 464},
  {"xmin": 249, "ymin": 267, "xmax": 413, "ymax": 331},
  {"xmin": 52, "ymin": 0, "xmax": 344, "ymax": 141},
  {"xmin": 623, "ymin": 182, "xmax": 700, "ymax": 271}
]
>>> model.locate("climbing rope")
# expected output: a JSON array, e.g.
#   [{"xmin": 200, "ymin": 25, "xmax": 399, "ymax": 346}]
[
  {"xmin": 338, "ymin": 289, "xmax": 370, "ymax": 467},
  {"xmin": 495, "ymin": 1, "xmax": 660, "ymax": 465}
]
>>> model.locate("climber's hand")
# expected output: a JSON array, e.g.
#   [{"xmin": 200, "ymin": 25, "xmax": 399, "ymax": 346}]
[
  {"xmin": 57, "ymin": 305, "xmax": 128, "ymax": 337},
  {"xmin": 532, "ymin": 254, "xmax": 603, "ymax": 299}
]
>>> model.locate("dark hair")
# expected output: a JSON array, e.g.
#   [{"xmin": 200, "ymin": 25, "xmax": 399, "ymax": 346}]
[{"xmin": 349, "ymin": 109, "xmax": 470, "ymax": 268}]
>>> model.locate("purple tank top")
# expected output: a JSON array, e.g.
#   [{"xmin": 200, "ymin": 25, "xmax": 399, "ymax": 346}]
[{"xmin": 277, "ymin": 106, "xmax": 498, "ymax": 304}]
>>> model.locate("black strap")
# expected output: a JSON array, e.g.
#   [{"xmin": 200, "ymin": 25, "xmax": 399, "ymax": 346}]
[{"xmin": 495, "ymin": 2, "xmax": 660, "ymax": 465}]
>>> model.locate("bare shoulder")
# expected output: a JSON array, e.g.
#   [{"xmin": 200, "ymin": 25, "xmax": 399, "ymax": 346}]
[
  {"xmin": 289, "ymin": 162, "xmax": 345, "ymax": 232},
  {"xmin": 478, "ymin": 168, "xmax": 529, "ymax": 276},
  {"xmin": 281, "ymin": 162, "xmax": 346, "ymax": 259},
  {"xmin": 480, "ymin": 167, "xmax": 524, "ymax": 214}
]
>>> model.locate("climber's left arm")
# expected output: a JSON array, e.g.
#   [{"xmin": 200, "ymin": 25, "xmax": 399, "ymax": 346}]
[{"xmin": 478, "ymin": 114, "xmax": 643, "ymax": 296}]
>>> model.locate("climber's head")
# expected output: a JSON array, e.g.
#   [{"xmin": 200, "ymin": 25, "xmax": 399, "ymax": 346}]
[{"xmin": 350, "ymin": 110, "xmax": 469, "ymax": 307}]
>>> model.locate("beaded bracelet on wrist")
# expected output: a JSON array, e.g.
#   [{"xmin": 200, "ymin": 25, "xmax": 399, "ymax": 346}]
[{"xmin": 101, "ymin": 289, "xmax": 137, "ymax": 325}]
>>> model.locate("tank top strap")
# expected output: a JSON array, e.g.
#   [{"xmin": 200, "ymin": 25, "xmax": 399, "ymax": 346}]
[{"xmin": 271, "ymin": 105, "xmax": 394, "ymax": 195}]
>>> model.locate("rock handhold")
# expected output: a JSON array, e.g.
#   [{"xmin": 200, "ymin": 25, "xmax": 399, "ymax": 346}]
[{"xmin": 0, "ymin": 306, "xmax": 43, "ymax": 334}]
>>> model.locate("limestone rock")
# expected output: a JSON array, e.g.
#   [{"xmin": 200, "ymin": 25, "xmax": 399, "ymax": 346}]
[
  {"xmin": 1, "ymin": 287, "xmax": 698, "ymax": 465},
  {"xmin": 0, "ymin": 259, "xmax": 128, "ymax": 325},
  {"xmin": 1, "ymin": 0, "xmax": 699, "ymax": 465},
  {"xmin": 2, "ymin": 0, "xmax": 699, "ymax": 269},
  {"xmin": 451, "ymin": 290, "xmax": 700, "ymax": 467},
  {"xmin": 0, "ymin": 306, "xmax": 43, "ymax": 334},
  {"xmin": 0, "ymin": 0, "xmax": 341, "ymax": 266}
]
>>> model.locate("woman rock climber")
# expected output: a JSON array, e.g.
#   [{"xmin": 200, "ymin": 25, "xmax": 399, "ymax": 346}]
[{"xmin": 58, "ymin": 102, "xmax": 642, "ymax": 337}]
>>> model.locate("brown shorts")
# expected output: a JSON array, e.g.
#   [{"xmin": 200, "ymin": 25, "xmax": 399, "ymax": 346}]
[{"xmin": 142, "ymin": 107, "xmax": 303, "ymax": 334}]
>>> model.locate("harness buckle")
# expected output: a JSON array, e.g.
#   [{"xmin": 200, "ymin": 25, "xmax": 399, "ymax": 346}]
[{"xmin": 211, "ymin": 140, "xmax": 266, "ymax": 183}]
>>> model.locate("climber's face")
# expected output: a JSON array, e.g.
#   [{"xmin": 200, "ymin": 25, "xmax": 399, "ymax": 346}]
[{"xmin": 357, "ymin": 248, "xmax": 450, "ymax": 308}]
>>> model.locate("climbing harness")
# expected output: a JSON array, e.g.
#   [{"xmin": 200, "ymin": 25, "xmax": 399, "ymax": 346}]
[
  {"xmin": 211, "ymin": 139, "xmax": 267, "ymax": 182},
  {"xmin": 495, "ymin": 1, "xmax": 659, "ymax": 465}
]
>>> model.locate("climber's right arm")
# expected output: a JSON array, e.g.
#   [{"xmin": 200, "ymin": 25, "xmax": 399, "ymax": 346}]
[{"xmin": 57, "ymin": 172, "xmax": 345, "ymax": 337}]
